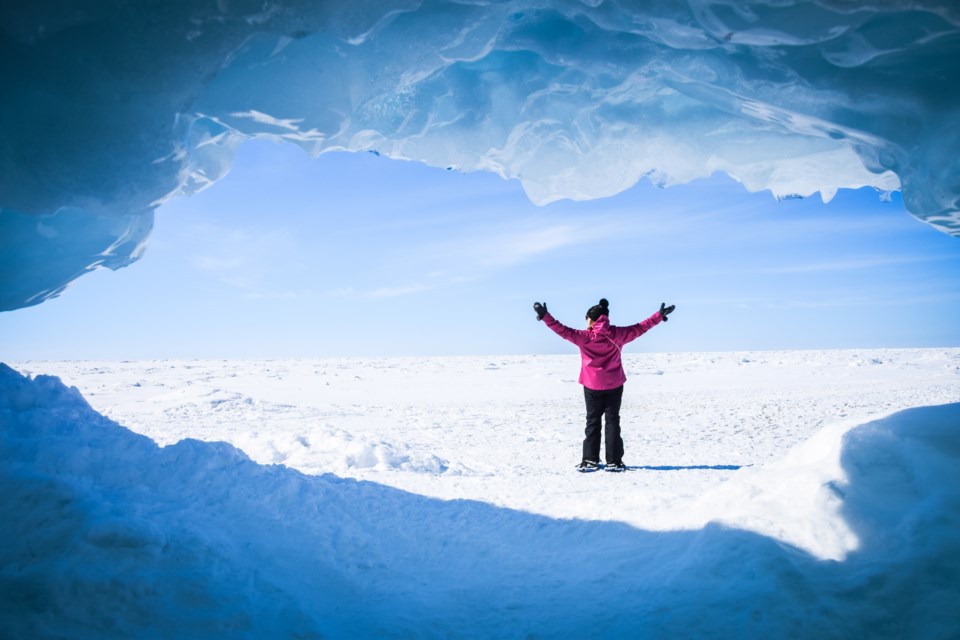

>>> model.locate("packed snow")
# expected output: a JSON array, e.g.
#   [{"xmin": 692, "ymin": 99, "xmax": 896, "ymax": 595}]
[
  {"xmin": 3, "ymin": 0, "xmax": 960, "ymax": 311},
  {"xmin": 3, "ymin": 349, "xmax": 959, "ymax": 637}
]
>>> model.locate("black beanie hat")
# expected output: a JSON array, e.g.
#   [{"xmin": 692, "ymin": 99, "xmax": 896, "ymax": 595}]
[{"xmin": 586, "ymin": 298, "xmax": 610, "ymax": 321}]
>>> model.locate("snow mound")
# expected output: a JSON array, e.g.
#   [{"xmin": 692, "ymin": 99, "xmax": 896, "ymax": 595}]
[
  {"xmin": 233, "ymin": 423, "xmax": 457, "ymax": 476},
  {"xmin": 2, "ymin": 362, "xmax": 959, "ymax": 637},
  {"xmin": 682, "ymin": 404, "xmax": 960, "ymax": 564},
  {"xmin": 2, "ymin": 0, "xmax": 959, "ymax": 311}
]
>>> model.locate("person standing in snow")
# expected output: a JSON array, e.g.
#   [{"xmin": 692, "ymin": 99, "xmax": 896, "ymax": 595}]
[{"xmin": 533, "ymin": 298, "xmax": 674, "ymax": 472}]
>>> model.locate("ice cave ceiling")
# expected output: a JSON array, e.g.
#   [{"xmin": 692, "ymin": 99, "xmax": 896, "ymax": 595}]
[{"xmin": 1, "ymin": 0, "xmax": 958, "ymax": 311}]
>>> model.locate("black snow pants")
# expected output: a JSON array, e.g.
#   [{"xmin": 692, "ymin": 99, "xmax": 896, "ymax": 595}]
[{"xmin": 582, "ymin": 385, "xmax": 624, "ymax": 464}]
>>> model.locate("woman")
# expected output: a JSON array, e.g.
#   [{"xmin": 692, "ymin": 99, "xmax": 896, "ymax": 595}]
[{"xmin": 533, "ymin": 298, "xmax": 674, "ymax": 472}]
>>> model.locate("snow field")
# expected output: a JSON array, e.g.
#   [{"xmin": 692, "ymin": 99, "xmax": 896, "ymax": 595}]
[
  {"xmin": 3, "ymin": 349, "xmax": 959, "ymax": 637},
  {"xmin": 21, "ymin": 349, "xmax": 958, "ymax": 541}
]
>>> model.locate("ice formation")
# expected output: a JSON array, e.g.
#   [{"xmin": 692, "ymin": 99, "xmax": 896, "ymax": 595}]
[{"xmin": 2, "ymin": 0, "xmax": 959, "ymax": 311}]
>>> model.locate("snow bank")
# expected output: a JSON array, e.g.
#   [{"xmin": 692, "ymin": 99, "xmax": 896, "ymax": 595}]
[
  {"xmin": 2, "ymin": 362, "xmax": 958, "ymax": 638},
  {"xmin": 2, "ymin": 1, "xmax": 959, "ymax": 310}
]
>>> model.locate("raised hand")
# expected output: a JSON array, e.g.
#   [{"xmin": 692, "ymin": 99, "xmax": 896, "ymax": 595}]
[
  {"xmin": 533, "ymin": 302, "xmax": 548, "ymax": 321},
  {"xmin": 659, "ymin": 302, "xmax": 675, "ymax": 321}
]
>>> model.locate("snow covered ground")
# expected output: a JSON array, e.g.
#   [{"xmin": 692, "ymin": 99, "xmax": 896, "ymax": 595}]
[{"xmin": 3, "ymin": 349, "xmax": 959, "ymax": 637}]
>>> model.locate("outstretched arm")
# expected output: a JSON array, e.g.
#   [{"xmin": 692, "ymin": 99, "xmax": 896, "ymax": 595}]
[
  {"xmin": 617, "ymin": 303, "xmax": 675, "ymax": 344},
  {"xmin": 617, "ymin": 311, "xmax": 663, "ymax": 344},
  {"xmin": 533, "ymin": 301, "xmax": 589, "ymax": 346},
  {"xmin": 543, "ymin": 312, "xmax": 590, "ymax": 346}
]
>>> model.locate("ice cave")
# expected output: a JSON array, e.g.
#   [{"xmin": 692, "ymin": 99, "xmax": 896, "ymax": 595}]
[{"xmin": 1, "ymin": 0, "xmax": 959, "ymax": 312}]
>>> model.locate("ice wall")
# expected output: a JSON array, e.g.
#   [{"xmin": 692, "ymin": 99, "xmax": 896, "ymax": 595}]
[{"xmin": 2, "ymin": 1, "xmax": 959, "ymax": 311}]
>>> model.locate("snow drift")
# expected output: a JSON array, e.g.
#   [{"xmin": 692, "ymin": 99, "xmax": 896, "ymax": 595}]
[
  {"xmin": 2, "ymin": 0, "xmax": 960, "ymax": 311},
  {"xmin": 2, "ymin": 363, "xmax": 958, "ymax": 638}
]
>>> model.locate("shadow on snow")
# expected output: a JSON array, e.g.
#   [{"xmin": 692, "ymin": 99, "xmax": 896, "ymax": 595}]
[{"xmin": 627, "ymin": 464, "xmax": 746, "ymax": 471}]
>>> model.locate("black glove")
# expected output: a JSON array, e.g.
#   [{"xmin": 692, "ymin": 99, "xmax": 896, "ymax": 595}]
[
  {"xmin": 533, "ymin": 302, "xmax": 548, "ymax": 321},
  {"xmin": 659, "ymin": 302, "xmax": 675, "ymax": 321}
]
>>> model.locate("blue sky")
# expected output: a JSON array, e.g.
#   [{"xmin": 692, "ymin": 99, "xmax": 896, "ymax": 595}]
[{"xmin": 2, "ymin": 138, "xmax": 959, "ymax": 360}]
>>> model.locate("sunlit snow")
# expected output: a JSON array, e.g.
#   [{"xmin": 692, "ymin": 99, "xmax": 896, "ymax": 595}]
[{"xmin": 3, "ymin": 350, "xmax": 959, "ymax": 637}]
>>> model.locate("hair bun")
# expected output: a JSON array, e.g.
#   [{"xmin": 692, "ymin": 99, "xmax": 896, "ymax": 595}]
[{"xmin": 599, "ymin": 298, "xmax": 609, "ymax": 308}]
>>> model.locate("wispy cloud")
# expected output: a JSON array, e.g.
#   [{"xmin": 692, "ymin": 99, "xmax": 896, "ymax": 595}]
[
  {"xmin": 333, "ymin": 217, "xmax": 627, "ymax": 299},
  {"xmin": 683, "ymin": 295, "xmax": 872, "ymax": 310},
  {"xmin": 367, "ymin": 283, "xmax": 433, "ymax": 298},
  {"xmin": 185, "ymin": 223, "xmax": 303, "ymax": 292},
  {"xmin": 479, "ymin": 224, "xmax": 602, "ymax": 267},
  {"xmin": 193, "ymin": 256, "xmax": 245, "ymax": 271},
  {"xmin": 329, "ymin": 283, "xmax": 439, "ymax": 298},
  {"xmin": 437, "ymin": 217, "xmax": 625, "ymax": 271},
  {"xmin": 243, "ymin": 289, "xmax": 316, "ymax": 301},
  {"xmin": 761, "ymin": 254, "xmax": 951, "ymax": 274},
  {"xmin": 685, "ymin": 287, "xmax": 960, "ymax": 310}
]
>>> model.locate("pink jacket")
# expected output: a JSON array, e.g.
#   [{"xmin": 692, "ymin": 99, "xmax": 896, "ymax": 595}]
[{"xmin": 542, "ymin": 312, "xmax": 662, "ymax": 390}]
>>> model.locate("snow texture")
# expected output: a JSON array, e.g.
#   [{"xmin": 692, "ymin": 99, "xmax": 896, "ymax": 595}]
[
  {"xmin": 2, "ymin": 0, "xmax": 960, "ymax": 311},
  {"xmin": 3, "ymin": 350, "xmax": 959, "ymax": 637}
]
